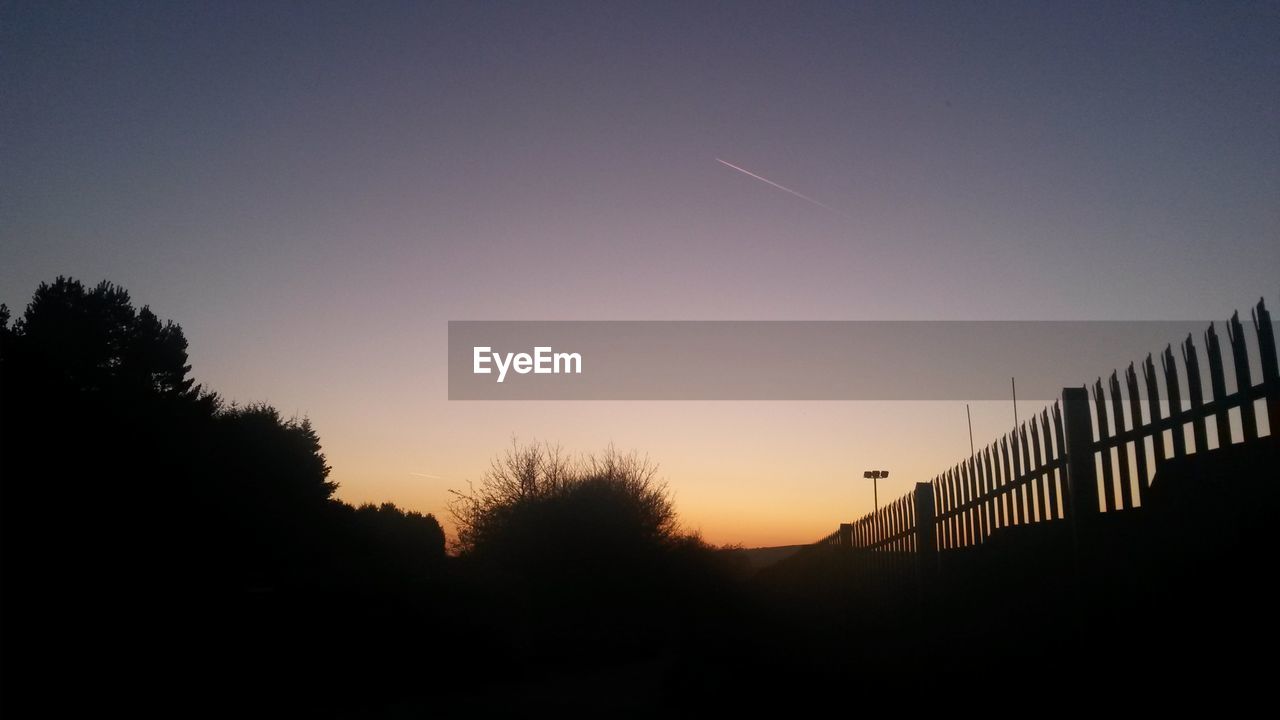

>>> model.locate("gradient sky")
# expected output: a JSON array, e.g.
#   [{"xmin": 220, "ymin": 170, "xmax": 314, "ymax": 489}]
[{"xmin": 3, "ymin": 1, "xmax": 1278, "ymax": 546}]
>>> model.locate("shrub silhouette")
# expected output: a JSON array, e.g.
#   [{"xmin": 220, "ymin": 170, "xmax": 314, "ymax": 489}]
[
  {"xmin": 449, "ymin": 441, "xmax": 737, "ymax": 664},
  {"xmin": 451, "ymin": 441, "xmax": 676, "ymax": 559}
]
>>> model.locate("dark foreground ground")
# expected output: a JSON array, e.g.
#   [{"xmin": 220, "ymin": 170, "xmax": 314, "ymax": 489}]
[{"xmin": 3, "ymin": 438, "xmax": 1276, "ymax": 716}]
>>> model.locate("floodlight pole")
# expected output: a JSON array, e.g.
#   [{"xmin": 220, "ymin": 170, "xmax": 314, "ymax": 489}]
[{"xmin": 863, "ymin": 469, "xmax": 889, "ymax": 513}]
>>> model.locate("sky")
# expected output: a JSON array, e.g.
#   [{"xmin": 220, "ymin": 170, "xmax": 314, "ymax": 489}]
[{"xmin": 3, "ymin": 1, "xmax": 1278, "ymax": 546}]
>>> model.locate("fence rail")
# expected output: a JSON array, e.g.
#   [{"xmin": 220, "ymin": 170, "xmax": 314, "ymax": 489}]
[{"xmin": 823, "ymin": 297, "xmax": 1278, "ymax": 571}]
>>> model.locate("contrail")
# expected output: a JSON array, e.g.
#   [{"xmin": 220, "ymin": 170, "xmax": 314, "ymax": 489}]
[
  {"xmin": 409, "ymin": 471, "xmax": 442, "ymax": 480},
  {"xmin": 715, "ymin": 157, "xmax": 842, "ymax": 213}
]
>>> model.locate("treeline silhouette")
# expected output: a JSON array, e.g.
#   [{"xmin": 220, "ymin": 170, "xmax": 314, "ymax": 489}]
[
  {"xmin": 0, "ymin": 278, "xmax": 459, "ymax": 710},
  {"xmin": 0, "ymin": 278, "xmax": 746, "ymax": 713}
]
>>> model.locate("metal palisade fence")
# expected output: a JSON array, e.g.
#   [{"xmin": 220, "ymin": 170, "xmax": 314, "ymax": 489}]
[{"xmin": 816, "ymin": 297, "xmax": 1279, "ymax": 582}]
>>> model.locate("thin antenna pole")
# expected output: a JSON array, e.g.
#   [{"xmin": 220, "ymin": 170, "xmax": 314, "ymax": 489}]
[
  {"xmin": 1012, "ymin": 377, "xmax": 1019, "ymax": 427},
  {"xmin": 966, "ymin": 403, "xmax": 975, "ymax": 456}
]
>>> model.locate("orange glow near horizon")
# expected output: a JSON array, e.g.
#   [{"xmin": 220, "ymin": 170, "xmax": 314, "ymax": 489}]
[{"xmin": 304, "ymin": 398, "xmax": 1055, "ymax": 548}]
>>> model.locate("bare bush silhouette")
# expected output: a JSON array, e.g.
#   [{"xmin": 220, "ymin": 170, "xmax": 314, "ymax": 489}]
[
  {"xmin": 449, "ymin": 440, "xmax": 677, "ymax": 557},
  {"xmin": 446, "ymin": 440, "xmax": 739, "ymax": 669}
]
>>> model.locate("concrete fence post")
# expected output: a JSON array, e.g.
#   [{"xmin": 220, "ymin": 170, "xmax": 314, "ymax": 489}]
[
  {"xmin": 1062, "ymin": 386, "xmax": 1099, "ymax": 524},
  {"xmin": 913, "ymin": 482, "xmax": 937, "ymax": 585}
]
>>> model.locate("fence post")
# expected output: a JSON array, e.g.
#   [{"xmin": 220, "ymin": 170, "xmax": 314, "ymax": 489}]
[
  {"xmin": 1254, "ymin": 298, "xmax": 1279, "ymax": 429},
  {"xmin": 1062, "ymin": 386, "xmax": 1099, "ymax": 524},
  {"xmin": 913, "ymin": 482, "xmax": 937, "ymax": 585}
]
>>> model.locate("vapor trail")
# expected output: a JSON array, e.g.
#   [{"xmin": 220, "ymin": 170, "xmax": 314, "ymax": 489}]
[
  {"xmin": 715, "ymin": 157, "xmax": 841, "ymax": 213},
  {"xmin": 409, "ymin": 471, "xmax": 442, "ymax": 480}
]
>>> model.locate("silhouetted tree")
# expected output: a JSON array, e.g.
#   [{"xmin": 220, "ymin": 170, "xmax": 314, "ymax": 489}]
[
  {"xmin": 0, "ymin": 278, "xmax": 451, "ymax": 712},
  {"xmin": 341, "ymin": 502, "xmax": 448, "ymax": 585},
  {"xmin": 354, "ymin": 502, "xmax": 446, "ymax": 556},
  {"xmin": 6, "ymin": 277, "xmax": 199, "ymax": 398}
]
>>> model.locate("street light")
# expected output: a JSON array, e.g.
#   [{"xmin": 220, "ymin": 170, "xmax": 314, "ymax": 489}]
[{"xmin": 863, "ymin": 469, "xmax": 889, "ymax": 512}]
